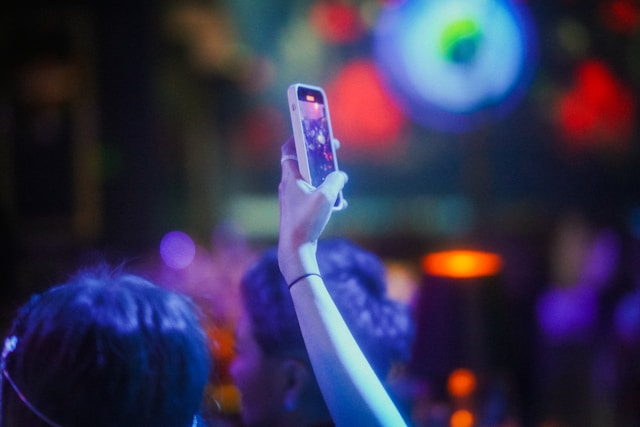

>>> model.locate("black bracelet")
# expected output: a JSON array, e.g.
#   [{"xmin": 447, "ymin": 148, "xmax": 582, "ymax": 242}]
[{"xmin": 287, "ymin": 273, "xmax": 321, "ymax": 290}]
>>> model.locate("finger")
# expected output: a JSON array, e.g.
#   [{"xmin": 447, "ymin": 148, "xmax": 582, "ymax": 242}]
[
  {"xmin": 280, "ymin": 137, "xmax": 301, "ymax": 180},
  {"xmin": 280, "ymin": 154, "xmax": 298, "ymax": 164},
  {"xmin": 280, "ymin": 156, "xmax": 299, "ymax": 181},
  {"xmin": 318, "ymin": 171, "xmax": 348, "ymax": 201},
  {"xmin": 281, "ymin": 136, "xmax": 296, "ymax": 157},
  {"xmin": 326, "ymin": 171, "xmax": 348, "ymax": 187},
  {"xmin": 332, "ymin": 138, "xmax": 341, "ymax": 150}
]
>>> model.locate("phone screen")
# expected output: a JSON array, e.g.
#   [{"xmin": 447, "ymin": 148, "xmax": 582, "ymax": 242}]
[{"xmin": 296, "ymin": 87, "xmax": 336, "ymax": 188}]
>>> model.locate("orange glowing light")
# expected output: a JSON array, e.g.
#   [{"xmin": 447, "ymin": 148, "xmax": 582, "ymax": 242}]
[
  {"xmin": 447, "ymin": 368, "xmax": 477, "ymax": 398},
  {"xmin": 207, "ymin": 326, "xmax": 235, "ymax": 361},
  {"xmin": 422, "ymin": 250, "xmax": 502, "ymax": 278},
  {"xmin": 450, "ymin": 409, "xmax": 474, "ymax": 427}
]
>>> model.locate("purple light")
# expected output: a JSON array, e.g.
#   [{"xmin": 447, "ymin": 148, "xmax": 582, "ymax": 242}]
[
  {"xmin": 159, "ymin": 231, "xmax": 196, "ymax": 270},
  {"xmin": 536, "ymin": 286, "xmax": 597, "ymax": 343},
  {"xmin": 581, "ymin": 229, "xmax": 620, "ymax": 289}
]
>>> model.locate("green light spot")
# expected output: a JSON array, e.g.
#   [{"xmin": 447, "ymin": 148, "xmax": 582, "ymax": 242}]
[{"xmin": 439, "ymin": 18, "xmax": 483, "ymax": 64}]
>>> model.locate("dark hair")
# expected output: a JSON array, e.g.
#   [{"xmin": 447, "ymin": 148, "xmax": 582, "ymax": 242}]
[
  {"xmin": 240, "ymin": 238, "xmax": 414, "ymax": 378},
  {"xmin": 2, "ymin": 265, "xmax": 211, "ymax": 427}
]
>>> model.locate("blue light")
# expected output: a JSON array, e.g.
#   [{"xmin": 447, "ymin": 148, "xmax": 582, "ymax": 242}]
[
  {"xmin": 614, "ymin": 290, "xmax": 640, "ymax": 345},
  {"xmin": 374, "ymin": 0, "xmax": 538, "ymax": 132}
]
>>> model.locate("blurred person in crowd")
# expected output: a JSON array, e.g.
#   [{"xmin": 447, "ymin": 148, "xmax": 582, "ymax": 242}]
[
  {"xmin": 0, "ymin": 265, "xmax": 212, "ymax": 427},
  {"xmin": 231, "ymin": 237, "xmax": 415, "ymax": 427}
]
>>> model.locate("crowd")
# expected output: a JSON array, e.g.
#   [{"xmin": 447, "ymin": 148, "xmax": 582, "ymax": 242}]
[{"xmin": 1, "ymin": 137, "xmax": 411, "ymax": 427}]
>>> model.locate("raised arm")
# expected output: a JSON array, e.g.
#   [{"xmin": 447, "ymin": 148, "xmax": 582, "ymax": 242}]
[{"xmin": 277, "ymin": 138, "xmax": 408, "ymax": 427}]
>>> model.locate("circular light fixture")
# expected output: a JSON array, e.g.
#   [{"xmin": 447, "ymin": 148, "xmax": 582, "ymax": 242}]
[{"xmin": 374, "ymin": 0, "xmax": 538, "ymax": 132}]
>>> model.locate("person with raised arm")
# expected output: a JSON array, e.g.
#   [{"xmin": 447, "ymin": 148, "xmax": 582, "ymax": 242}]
[{"xmin": 276, "ymin": 137, "xmax": 410, "ymax": 427}]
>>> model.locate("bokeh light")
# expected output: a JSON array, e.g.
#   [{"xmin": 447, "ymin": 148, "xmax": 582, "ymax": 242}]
[
  {"xmin": 373, "ymin": 0, "xmax": 538, "ymax": 132},
  {"xmin": 385, "ymin": 261, "xmax": 419, "ymax": 304},
  {"xmin": 614, "ymin": 289, "xmax": 640, "ymax": 345},
  {"xmin": 450, "ymin": 409, "xmax": 475, "ymax": 427},
  {"xmin": 310, "ymin": 0, "xmax": 364, "ymax": 44},
  {"xmin": 159, "ymin": 230, "xmax": 197, "ymax": 270},
  {"xmin": 536, "ymin": 286, "xmax": 597, "ymax": 343},
  {"xmin": 556, "ymin": 19, "xmax": 590, "ymax": 59},
  {"xmin": 233, "ymin": 104, "xmax": 288, "ymax": 165},
  {"xmin": 448, "ymin": 368, "xmax": 478, "ymax": 398},
  {"xmin": 556, "ymin": 59, "xmax": 636, "ymax": 151},
  {"xmin": 601, "ymin": 0, "xmax": 640, "ymax": 33},
  {"xmin": 628, "ymin": 207, "xmax": 640, "ymax": 239},
  {"xmin": 326, "ymin": 59, "xmax": 406, "ymax": 156},
  {"xmin": 422, "ymin": 250, "xmax": 503, "ymax": 278}
]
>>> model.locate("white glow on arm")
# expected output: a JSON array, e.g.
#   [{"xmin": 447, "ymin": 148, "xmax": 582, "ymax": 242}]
[{"xmin": 291, "ymin": 276, "xmax": 408, "ymax": 427}]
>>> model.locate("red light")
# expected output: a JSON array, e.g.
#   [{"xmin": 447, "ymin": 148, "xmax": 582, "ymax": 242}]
[
  {"xmin": 306, "ymin": 94, "xmax": 315, "ymax": 102},
  {"xmin": 310, "ymin": 0, "xmax": 364, "ymax": 44},
  {"xmin": 233, "ymin": 105, "xmax": 288, "ymax": 163},
  {"xmin": 602, "ymin": 0, "xmax": 640, "ymax": 33},
  {"xmin": 325, "ymin": 59, "xmax": 406, "ymax": 159},
  {"xmin": 556, "ymin": 60, "xmax": 636, "ymax": 151}
]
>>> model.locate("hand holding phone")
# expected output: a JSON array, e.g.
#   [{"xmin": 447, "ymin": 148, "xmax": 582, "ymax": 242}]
[{"xmin": 287, "ymin": 83, "xmax": 345, "ymax": 210}]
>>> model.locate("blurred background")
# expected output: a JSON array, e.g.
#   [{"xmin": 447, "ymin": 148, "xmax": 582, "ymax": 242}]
[{"xmin": 1, "ymin": 0, "xmax": 639, "ymax": 426}]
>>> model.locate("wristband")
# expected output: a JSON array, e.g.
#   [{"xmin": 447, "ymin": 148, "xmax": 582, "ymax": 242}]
[{"xmin": 287, "ymin": 273, "xmax": 321, "ymax": 290}]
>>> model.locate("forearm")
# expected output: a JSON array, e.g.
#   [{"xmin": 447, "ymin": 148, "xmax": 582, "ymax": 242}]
[
  {"xmin": 289, "ymin": 275, "xmax": 408, "ymax": 427},
  {"xmin": 277, "ymin": 137, "xmax": 406, "ymax": 425},
  {"xmin": 278, "ymin": 241, "xmax": 320, "ymax": 282}
]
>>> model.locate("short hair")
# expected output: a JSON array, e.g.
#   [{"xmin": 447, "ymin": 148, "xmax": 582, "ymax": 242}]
[
  {"xmin": 1, "ymin": 264, "xmax": 211, "ymax": 427},
  {"xmin": 240, "ymin": 238, "xmax": 414, "ymax": 378}
]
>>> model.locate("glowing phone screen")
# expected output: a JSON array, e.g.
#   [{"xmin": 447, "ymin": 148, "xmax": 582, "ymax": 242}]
[{"xmin": 297, "ymin": 89, "xmax": 335, "ymax": 187}]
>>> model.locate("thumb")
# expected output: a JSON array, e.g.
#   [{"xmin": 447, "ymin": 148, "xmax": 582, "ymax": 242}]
[{"xmin": 318, "ymin": 171, "xmax": 348, "ymax": 202}]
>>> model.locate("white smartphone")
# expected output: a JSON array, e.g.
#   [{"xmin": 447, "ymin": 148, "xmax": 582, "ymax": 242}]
[{"xmin": 287, "ymin": 83, "xmax": 344, "ymax": 210}]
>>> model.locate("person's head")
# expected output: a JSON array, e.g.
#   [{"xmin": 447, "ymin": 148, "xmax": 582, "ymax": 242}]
[
  {"xmin": 0, "ymin": 264, "xmax": 211, "ymax": 427},
  {"xmin": 230, "ymin": 238, "xmax": 414, "ymax": 427}
]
